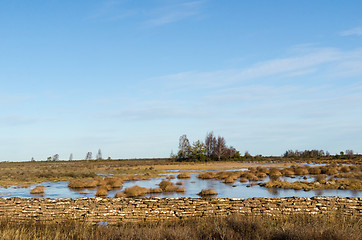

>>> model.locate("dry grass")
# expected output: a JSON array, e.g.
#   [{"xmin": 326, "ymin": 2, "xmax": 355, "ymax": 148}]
[
  {"xmin": 0, "ymin": 215, "xmax": 349, "ymax": 240},
  {"xmin": 177, "ymin": 173, "xmax": 191, "ymax": 179},
  {"xmin": 68, "ymin": 180, "xmax": 98, "ymax": 189},
  {"xmin": 166, "ymin": 175, "xmax": 175, "ymax": 180},
  {"xmin": 118, "ymin": 185, "xmax": 150, "ymax": 197},
  {"xmin": 198, "ymin": 189, "xmax": 218, "ymax": 196},
  {"xmin": 95, "ymin": 186, "xmax": 109, "ymax": 196},
  {"xmin": 197, "ymin": 172, "xmax": 215, "ymax": 179},
  {"xmin": 0, "ymin": 213, "xmax": 360, "ymax": 240},
  {"xmin": 176, "ymin": 187, "xmax": 186, "ymax": 192},
  {"xmin": 104, "ymin": 177, "xmax": 123, "ymax": 188},
  {"xmin": 149, "ymin": 188, "xmax": 163, "ymax": 194},
  {"xmin": 30, "ymin": 186, "xmax": 45, "ymax": 195},
  {"xmin": 239, "ymin": 177, "xmax": 248, "ymax": 182}
]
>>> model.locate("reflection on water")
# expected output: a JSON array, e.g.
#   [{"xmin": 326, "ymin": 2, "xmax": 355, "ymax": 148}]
[{"xmin": 0, "ymin": 171, "xmax": 361, "ymax": 199}]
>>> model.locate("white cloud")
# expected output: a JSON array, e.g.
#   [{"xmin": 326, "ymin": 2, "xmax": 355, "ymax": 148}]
[
  {"xmin": 155, "ymin": 47, "xmax": 362, "ymax": 91},
  {"xmin": 340, "ymin": 27, "xmax": 362, "ymax": 36}
]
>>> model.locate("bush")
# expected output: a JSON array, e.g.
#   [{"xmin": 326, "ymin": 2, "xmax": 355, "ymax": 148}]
[
  {"xmin": 30, "ymin": 186, "xmax": 45, "ymax": 194},
  {"xmin": 197, "ymin": 189, "xmax": 218, "ymax": 196},
  {"xmin": 95, "ymin": 186, "xmax": 109, "ymax": 196},
  {"xmin": 177, "ymin": 173, "xmax": 191, "ymax": 179},
  {"xmin": 197, "ymin": 172, "xmax": 215, "ymax": 179},
  {"xmin": 121, "ymin": 185, "xmax": 149, "ymax": 197}
]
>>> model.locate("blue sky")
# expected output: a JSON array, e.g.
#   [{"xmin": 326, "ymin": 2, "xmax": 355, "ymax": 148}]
[{"xmin": 1, "ymin": 0, "xmax": 362, "ymax": 161}]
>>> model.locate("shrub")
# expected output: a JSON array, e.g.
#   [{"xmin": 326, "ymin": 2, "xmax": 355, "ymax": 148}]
[
  {"xmin": 149, "ymin": 188, "xmax": 163, "ymax": 193},
  {"xmin": 256, "ymin": 173, "xmax": 267, "ymax": 180},
  {"xmin": 240, "ymin": 177, "xmax": 248, "ymax": 182},
  {"xmin": 223, "ymin": 176, "xmax": 237, "ymax": 184},
  {"xmin": 177, "ymin": 173, "xmax": 191, "ymax": 179},
  {"xmin": 104, "ymin": 177, "xmax": 123, "ymax": 188},
  {"xmin": 308, "ymin": 167, "xmax": 321, "ymax": 175},
  {"xmin": 114, "ymin": 192, "xmax": 124, "ymax": 198},
  {"xmin": 30, "ymin": 186, "xmax": 45, "ymax": 194},
  {"xmin": 340, "ymin": 166, "xmax": 351, "ymax": 173},
  {"xmin": 294, "ymin": 167, "xmax": 309, "ymax": 176},
  {"xmin": 197, "ymin": 189, "xmax": 218, "ymax": 196},
  {"xmin": 197, "ymin": 172, "xmax": 215, "ymax": 179},
  {"xmin": 95, "ymin": 186, "xmax": 109, "ymax": 197},
  {"xmin": 122, "ymin": 185, "xmax": 149, "ymax": 197},
  {"xmin": 159, "ymin": 180, "xmax": 177, "ymax": 192},
  {"xmin": 176, "ymin": 187, "xmax": 186, "ymax": 192}
]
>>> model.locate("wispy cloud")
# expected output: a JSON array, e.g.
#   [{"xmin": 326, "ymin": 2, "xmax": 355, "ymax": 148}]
[
  {"xmin": 155, "ymin": 47, "xmax": 362, "ymax": 91},
  {"xmin": 0, "ymin": 93, "xmax": 32, "ymax": 105},
  {"xmin": 143, "ymin": 1, "xmax": 203, "ymax": 27},
  {"xmin": 87, "ymin": 0, "xmax": 204, "ymax": 26},
  {"xmin": 340, "ymin": 27, "xmax": 362, "ymax": 36},
  {"xmin": 0, "ymin": 115, "xmax": 38, "ymax": 126}
]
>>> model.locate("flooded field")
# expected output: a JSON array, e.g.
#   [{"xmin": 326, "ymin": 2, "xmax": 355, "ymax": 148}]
[{"xmin": 0, "ymin": 170, "xmax": 360, "ymax": 199}]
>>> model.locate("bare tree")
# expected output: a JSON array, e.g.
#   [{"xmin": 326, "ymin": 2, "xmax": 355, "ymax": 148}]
[
  {"xmin": 52, "ymin": 154, "xmax": 59, "ymax": 161},
  {"xmin": 85, "ymin": 152, "xmax": 92, "ymax": 160},
  {"xmin": 345, "ymin": 149, "xmax": 354, "ymax": 158},
  {"xmin": 178, "ymin": 134, "xmax": 191, "ymax": 160},
  {"xmin": 205, "ymin": 132, "xmax": 217, "ymax": 158},
  {"xmin": 96, "ymin": 149, "xmax": 102, "ymax": 160},
  {"xmin": 214, "ymin": 136, "xmax": 226, "ymax": 161},
  {"xmin": 69, "ymin": 153, "xmax": 73, "ymax": 161}
]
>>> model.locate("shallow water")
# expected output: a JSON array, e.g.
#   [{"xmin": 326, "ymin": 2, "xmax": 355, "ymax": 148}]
[{"xmin": 0, "ymin": 171, "xmax": 360, "ymax": 199}]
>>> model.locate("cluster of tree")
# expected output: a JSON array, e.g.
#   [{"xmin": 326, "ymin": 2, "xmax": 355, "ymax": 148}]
[
  {"xmin": 283, "ymin": 149, "xmax": 356, "ymax": 158},
  {"xmin": 41, "ymin": 149, "xmax": 103, "ymax": 162},
  {"xmin": 283, "ymin": 150, "xmax": 329, "ymax": 158},
  {"xmin": 176, "ymin": 132, "xmax": 241, "ymax": 162}
]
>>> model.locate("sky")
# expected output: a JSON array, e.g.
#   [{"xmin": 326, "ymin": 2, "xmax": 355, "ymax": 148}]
[{"xmin": 1, "ymin": 0, "xmax": 362, "ymax": 161}]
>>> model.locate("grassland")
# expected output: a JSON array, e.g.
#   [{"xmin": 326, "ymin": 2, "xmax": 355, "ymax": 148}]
[{"xmin": 0, "ymin": 213, "xmax": 360, "ymax": 240}]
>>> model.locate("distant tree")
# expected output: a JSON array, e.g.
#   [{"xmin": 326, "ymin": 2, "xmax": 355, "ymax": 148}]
[
  {"xmin": 214, "ymin": 136, "xmax": 226, "ymax": 161},
  {"xmin": 170, "ymin": 150, "xmax": 177, "ymax": 160},
  {"xmin": 52, "ymin": 154, "xmax": 59, "ymax": 161},
  {"xmin": 345, "ymin": 150, "xmax": 354, "ymax": 158},
  {"xmin": 176, "ymin": 131, "xmax": 241, "ymax": 162},
  {"xmin": 190, "ymin": 140, "xmax": 207, "ymax": 161},
  {"xmin": 47, "ymin": 156, "xmax": 52, "ymax": 161},
  {"xmin": 177, "ymin": 134, "xmax": 191, "ymax": 161},
  {"xmin": 205, "ymin": 132, "xmax": 217, "ymax": 158},
  {"xmin": 31, "ymin": 157, "xmax": 35, "ymax": 162},
  {"xmin": 96, "ymin": 149, "xmax": 102, "ymax": 160},
  {"xmin": 69, "ymin": 153, "xmax": 73, "ymax": 161},
  {"xmin": 244, "ymin": 151, "xmax": 252, "ymax": 158},
  {"xmin": 85, "ymin": 152, "xmax": 92, "ymax": 160}
]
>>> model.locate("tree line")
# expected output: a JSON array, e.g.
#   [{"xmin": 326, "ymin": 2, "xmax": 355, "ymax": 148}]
[
  {"xmin": 175, "ymin": 132, "xmax": 241, "ymax": 162},
  {"xmin": 283, "ymin": 149, "xmax": 356, "ymax": 159}
]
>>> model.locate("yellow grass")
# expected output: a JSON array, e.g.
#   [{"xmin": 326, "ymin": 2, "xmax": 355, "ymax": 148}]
[
  {"xmin": 30, "ymin": 186, "xmax": 45, "ymax": 194},
  {"xmin": 197, "ymin": 189, "xmax": 218, "ymax": 196}
]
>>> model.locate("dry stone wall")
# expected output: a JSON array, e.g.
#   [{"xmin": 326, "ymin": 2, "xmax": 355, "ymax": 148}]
[{"xmin": 0, "ymin": 197, "xmax": 360, "ymax": 224}]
